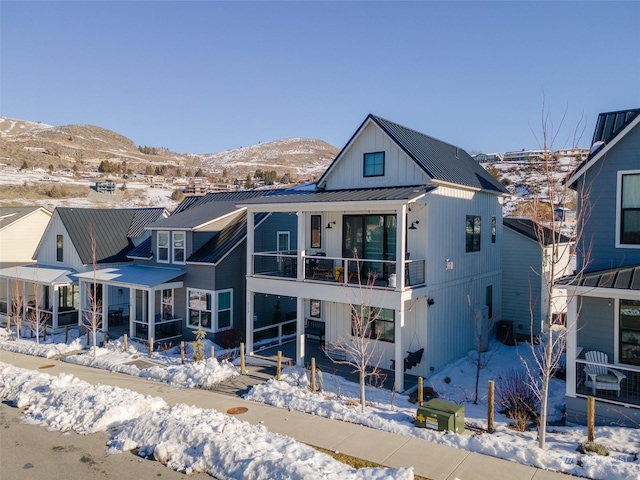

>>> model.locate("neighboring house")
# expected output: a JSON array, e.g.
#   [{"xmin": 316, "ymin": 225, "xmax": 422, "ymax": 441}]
[
  {"xmin": 239, "ymin": 114, "xmax": 509, "ymax": 391},
  {"xmin": 0, "ymin": 206, "xmax": 52, "ymax": 267},
  {"xmin": 472, "ymin": 153, "xmax": 504, "ymax": 163},
  {"xmin": 95, "ymin": 180, "xmax": 117, "ymax": 194},
  {"xmin": 502, "ymin": 217, "xmax": 572, "ymax": 339},
  {"xmin": 562, "ymin": 108, "xmax": 640, "ymax": 426},
  {"xmin": 74, "ymin": 190, "xmax": 287, "ymax": 347},
  {"xmin": 0, "ymin": 207, "xmax": 168, "ymax": 334},
  {"xmin": 503, "ymin": 149, "xmax": 549, "ymax": 162}
]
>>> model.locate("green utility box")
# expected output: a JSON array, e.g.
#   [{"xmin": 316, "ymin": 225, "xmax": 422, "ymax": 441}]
[{"xmin": 416, "ymin": 399, "xmax": 465, "ymax": 434}]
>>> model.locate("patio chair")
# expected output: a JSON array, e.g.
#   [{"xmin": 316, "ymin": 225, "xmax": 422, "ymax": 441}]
[
  {"xmin": 583, "ymin": 350, "xmax": 626, "ymax": 397},
  {"xmin": 312, "ymin": 256, "xmax": 334, "ymax": 279}
]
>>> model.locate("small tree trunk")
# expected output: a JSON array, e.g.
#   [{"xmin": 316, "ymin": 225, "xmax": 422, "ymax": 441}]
[
  {"xmin": 360, "ymin": 369, "xmax": 366, "ymax": 413},
  {"xmin": 180, "ymin": 341, "xmax": 185, "ymax": 365},
  {"xmin": 311, "ymin": 358, "xmax": 316, "ymax": 392}
]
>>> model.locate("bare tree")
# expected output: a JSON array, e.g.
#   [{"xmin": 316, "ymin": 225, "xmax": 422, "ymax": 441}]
[
  {"xmin": 522, "ymin": 100, "xmax": 595, "ymax": 449},
  {"xmin": 82, "ymin": 223, "xmax": 102, "ymax": 357},
  {"xmin": 9, "ymin": 270, "xmax": 24, "ymax": 337},
  {"xmin": 325, "ymin": 253, "xmax": 386, "ymax": 413},
  {"xmin": 25, "ymin": 268, "xmax": 48, "ymax": 343},
  {"xmin": 467, "ymin": 294, "xmax": 497, "ymax": 404}
]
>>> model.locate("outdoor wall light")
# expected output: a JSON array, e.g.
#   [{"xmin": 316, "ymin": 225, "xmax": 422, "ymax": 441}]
[
  {"xmin": 427, "ymin": 298, "xmax": 435, "ymax": 306},
  {"xmin": 326, "ymin": 221, "xmax": 336, "ymax": 229},
  {"xmin": 408, "ymin": 221, "xmax": 420, "ymax": 230},
  {"xmin": 608, "ymin": 298, "xmax": 612, "ymax": 306}
]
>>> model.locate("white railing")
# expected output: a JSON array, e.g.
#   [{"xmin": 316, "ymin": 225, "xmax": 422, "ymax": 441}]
[
  {"xmin": 575, "ymin": 358, "xmax": 640, "ymax": 407},
  {"xmin": 253, "ymin": 319, "xmax": 297, "ymax": 351}
]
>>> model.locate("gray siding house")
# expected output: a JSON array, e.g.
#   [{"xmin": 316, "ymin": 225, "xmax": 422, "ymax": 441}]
[{"xmin": 562, "ymin": 108, "xmax": 640, "ymax": 425}]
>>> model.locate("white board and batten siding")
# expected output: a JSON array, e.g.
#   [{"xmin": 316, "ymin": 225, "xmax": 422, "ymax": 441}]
[
  {"xmin": 34, "ymin": 214, "xmax": 84, "ymax": 271},
  {"xmin": 323, "ymin": 122, "xmax": 431, "ymax": 190}
]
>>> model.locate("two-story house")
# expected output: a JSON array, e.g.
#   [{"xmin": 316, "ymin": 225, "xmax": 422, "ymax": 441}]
[
  {"xmin": 240, "ymin": 114, "xmax": 510, "ymax": 391},
  {"xmin": 75, "ymin": 190, "xmax": 290, "ymax": 347},
  {"xmin": 0, "ymin": 207, "xmax": 167, "ymax": 334},
  {"xmin": 563, "ymin": 108, "xmax": 640, "ymax": 425}
]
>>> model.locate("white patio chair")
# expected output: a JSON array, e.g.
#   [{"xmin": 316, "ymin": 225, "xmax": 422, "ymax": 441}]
[{"xmin": 583, "ymin": 350, "xmax": 626, "ymax": 397}]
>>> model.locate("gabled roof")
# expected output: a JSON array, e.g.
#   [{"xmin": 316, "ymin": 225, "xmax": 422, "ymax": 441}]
[
  {"xmin": 0, "ymin": 206, "xmax": 51, "ymax": 230},
  {"xmin": 568, "ymin": 108, "xmax": 640, "ymax": 188},
  {"xmin": 187, "ymin": 211, "xmax": 263, "ymax": 265},
  {"xmin": 54, "ymin": 207, "xmax": 164, "ymax": 264},
  {"xmin": 150, "ymin": 190, "xmax": 278, "ymax": 230},
  {"xmin": 503, "ymin": 217, "xmax": 571, "ymax": 246},
  {"xmin": 128, "ymin": 208, "xmax": 168, "ymax": 238},
  {"xmin": 317, "ymin": 114, "xmax": 509, "ymax": 195}
]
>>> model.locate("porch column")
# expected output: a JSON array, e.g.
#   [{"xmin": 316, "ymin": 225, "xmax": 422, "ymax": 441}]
[
  {"xmin": 21, "ymin": 280, "xmax": 27, "ymax": 326},
  {"xmin": 394, "ymin": 307, "xmax": 405, "ymax": 391},
  {"xmin": 246, "ymin": 290, "xmax": 254, "ymax": 355},
  {"xmin": 396, "ymin": 205, "xmax": 407, "ymax": 290},
  {"xmin": 566, "ymin": 294, "xmax": 579, "ymax": 397},
  {"xmin": 297, "ymin": 210, "xmax": 306, "ymax": 280},
  {"xmin": 296, "ymin": 296, "xmax": 305, "ymax": 365},
  {"xmin": 52, "ymin": 285, "xmax": 59, "ymax": 330},
  {"xmin": 102, "ymin": 284, "xmax": 109, "ymax": 331},
  {"xmin": 148, "ymin": 288, "xmax": 155, "ymax": 344},
  {"xmin": 246, "ymin": 210, "xmax": 255, "ymax": 277},
  {"xmin": 129, "ymin": 288, "xmax": 135, "ymax": 336}
]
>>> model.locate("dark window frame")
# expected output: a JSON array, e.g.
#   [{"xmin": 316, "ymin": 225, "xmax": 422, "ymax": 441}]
[
  {"xmin": 619, "ymin": 299, "xmax": 640, "ymax": 366},
  {"xmin": 491, "ymin": 216, "xmax": 497, "ymax": 244},
  {"xmin": 621, "ymin": 173, "xmax": 640, "ymax": 245},
  {"xmin": 310, "ymin": 214, "xmax": 322, "ymax": 249},
  {"xmin": 363, "ymin": 151, "xmax": 385, "ymax": 178},
  {"xmin": 351, "ymin": 305, "xmax": 395, "ymax": 343},
  {"xmin": 466, "ymin": 215, "xmax": 482, "ymax": 253},
  {"xmin": 56, "ymin": 235, "xmax": 63, "ymax": 262}
]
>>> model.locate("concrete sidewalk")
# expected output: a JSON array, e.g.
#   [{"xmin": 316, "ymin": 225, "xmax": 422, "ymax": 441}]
[{"xmin": 0, "ymin": 350, "xmax": 567, "ymax": 480}]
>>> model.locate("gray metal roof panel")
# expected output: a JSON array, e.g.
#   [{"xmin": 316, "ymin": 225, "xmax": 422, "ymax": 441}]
[
  {"xmin": 171, "ymin": 190, "xmax": 281, "ymax": 215},
  {"xmin": 570, "ymin": 265, "xmax": 640, "ymax": 291},
  {"xmin": 128, "ymin": 208, "xmax": 166, "ymax": 238},
  {"xmin": 238, "ymin": 185, "xmax": 432, "ymax": 206},
  {"xmin": 127, "ymin": 237, "xmax": 152, "ymax": 259},
  {"xmin": 503, "ymin": 217, "xmax": 571, "ymax": 245},
  {"xmin": 75, "ymin": 265, "xmax": 184, "ymax": 289}
]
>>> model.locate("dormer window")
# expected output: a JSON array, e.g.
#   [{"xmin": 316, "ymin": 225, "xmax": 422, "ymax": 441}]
[
  {"xmin": 56, "ymin": 235, "xmax": 63, "ymax": 262},
  {"xmin": 363, "ymin": 152, "xmax": 385, "ymax": 177},
  {"xmin": 157, "ymin": 231, "xmax": 169, "ymax": 263},
  {"xmin": 172, "ymin": 232, "xmax": 186, "ymax": 263}
]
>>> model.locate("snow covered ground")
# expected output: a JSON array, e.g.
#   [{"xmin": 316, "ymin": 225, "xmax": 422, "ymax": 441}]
[{"xmin": 1, "ymin": 328, "xmax": 638, "ymax": 480}]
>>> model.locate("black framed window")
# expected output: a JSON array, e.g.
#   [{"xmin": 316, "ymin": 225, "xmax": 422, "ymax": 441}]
[
  {"xmin": 351, "ymin": 305, "xmax": 394, "ymax": 342},
  {"xmin": 466, "ymin": 215, "xmax": 481, "ymax": 252},
  {"xmin": 363, "ymin": 152, "xmax": 385, "ymax": 177},
  {"xmin": 311, "ymin": 215, "xmax": 322, "ymax": 248},
  {"xmin": 491, "ymin": 216, "xmax": 497, "ymax": 244},
  {"xmin": 56, "ymin": 235, "xmax": 63, "ymax": 262},
  {"xmin": 486, "ymin": 285, "xmax": 493, "ymax": 318},
  {"xmin": 621, "ymin": 173, "xmax": 640, "ymax": 244},
  {"xmin": 620, "ymin": 299, "xmax": 640, "ymax": 365}
]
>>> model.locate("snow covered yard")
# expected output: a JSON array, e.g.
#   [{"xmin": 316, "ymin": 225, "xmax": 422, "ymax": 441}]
[
  {"xmin": 246, "ymin": 342, "xmax": 640, "ymax": 480},
  {"xmin": 0, "ymin": 362, "xmax": 412, "ymax": 479}
]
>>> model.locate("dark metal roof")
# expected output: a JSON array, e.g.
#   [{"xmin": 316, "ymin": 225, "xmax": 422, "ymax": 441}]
[
  {"xmin": 318, "ymin": 114, "xmax": 509, "ymax": 195},
  {"xmin": 0, "ymin": 206, "xmax": 50, "ymax": 230},
  {"xmin": 238, "ymin": 185, "xmax": 433, "ymax": 206},
  {"xmin": 569, "ymin": 108, "xmax": 640, "ymax": 188},
  {"xmin": 188, "ymin": 212, "xmax": 269, "ymax": 264},
  {"xmin": 127, "ymin": 237, "xmax": 153, "ymax": 259},
  {"xmin": 128, "ymin": 208, "xmax": 167, "ymax": 238},
  {"xmin": 503, "ymin": 217, "xmax": 571, "ymax": 245},
  {"xmin": 569, "ymin": 265, "xmax": 640, "ymax": 291},
  {"xmin": 56, "ymin": 208, "xmax": 163, "ymax": 265},
  {"xmin": 152, "ymin": 190, "xmax": 279, "ymax": 230}
]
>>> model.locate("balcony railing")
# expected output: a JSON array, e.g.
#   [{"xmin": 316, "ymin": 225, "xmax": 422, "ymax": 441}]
[
  {"xmin": 575, "ymin": 358, "xmax": 640, "ymax": 407},
  {"xmin": 133, "ymin": 316, "xmax": 183, "ymax": 343},
  {"xmin": 251, "ymin": 252, "xmax": 426, "ymax": 289},
  {"xmin": 254, "ymin": 318, "xmax": 297, "ymax": 351}
]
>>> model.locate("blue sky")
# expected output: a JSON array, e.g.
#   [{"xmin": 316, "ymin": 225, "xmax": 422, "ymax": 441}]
[{"xmin": 1, "ymin": 1, "xmax": 639, "ymax": 155}]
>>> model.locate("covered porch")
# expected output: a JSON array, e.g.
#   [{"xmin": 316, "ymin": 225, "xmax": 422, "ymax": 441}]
[
  {"xmin": 76, "ymin": 265, "xmax": 185, "ymax": 345},
  {"xmin": 0, "ymin": 264, "xmax": 78, "ymax": 333}
]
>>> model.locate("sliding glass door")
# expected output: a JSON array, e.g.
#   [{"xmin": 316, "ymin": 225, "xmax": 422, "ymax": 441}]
[{"xmin": 342, "ymin": 215, "xmax": 396, "ymax": 279}]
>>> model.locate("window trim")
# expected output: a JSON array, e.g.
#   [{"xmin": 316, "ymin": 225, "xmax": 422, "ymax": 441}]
[
  {"xmin": 491, "ymin": 216, "xmax": 497, "ymax": 244},
  {"xmin": 310, "ymin": 215, "xmax": 322, "ymax": 249},
  {"xmin": 618, "ymin": 298, "xmax": 640, "ymax": 366},
  {"xmin": 363, "ymin": 151, "xmax": 385, "ymax": 178},
  {"xmin": 186, "ymin": 288, "xmax": 233, "ymax": 332},
  {"xmin": 172, "ymin": 231, "xmax": 186, "ymax": 264},
  {"xmin": 351, "ymin": 305, "xmax": 395, "ymax": 343},
  {"xmin": 465, "ymin": 215, "xmax": 482, "ymax": 253},
  {"xmin": 157, "ymin": 231, "xmax": 170, "ymax": 263},
  {"xmin": 616, "ymin": 169, "xmax": 640, "ymax": 249}
]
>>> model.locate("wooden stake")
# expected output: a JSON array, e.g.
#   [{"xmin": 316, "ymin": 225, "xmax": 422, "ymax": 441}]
[
  {"xmin": 43, "ymin": 325, "xmax": 47, "ymax": 341},
  {"xmin": 277, "ymin": 351, "xmax": 282, "ymax": 381},
  {"xmin": 86, "ymin": 329, "xmax": 89, "ymax": 345},
  {"xmin": 488, "ymin": 380, "xmax": 495, "ymax": 433},
  {"xmin": 65, "ymin": 325, "xmax": 69, "ymax": 344},
  {"xmin": 240, "ymin": 342, "xmax": 246, "ymax": 374},
  {"xmin": 123, "ymin": 334, "xmax": 128, "ymax": 352},
  {"xmin": 311, "ymin": 357, "xmax": 317, "ymax": 392},
  {"xmin": 210, "ymin": 345, "xmax": 215, "ymax": 359},
  {"xmin": 180, "ymin": 341, "xmax": 185, "ymax": 365},
  {"xmin": 587, "ymin": 396, "xmax": 595, "ymax": 442},
  {"xmin": 149, "ymin": 337, "xmax": 154, "ymax": 358},
  {"xmin": 418, "ymin": 377, "xmax": 424, "ymax": 406}
]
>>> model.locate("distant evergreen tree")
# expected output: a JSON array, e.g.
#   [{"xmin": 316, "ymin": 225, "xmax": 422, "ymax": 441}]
[{"xmin": 20, "ymin": 161, "xmax": 29, "ymax": 171}]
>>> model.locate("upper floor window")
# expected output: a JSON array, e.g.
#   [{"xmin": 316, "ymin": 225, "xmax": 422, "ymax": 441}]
[
  {"xmin": 363, "ymin": 152, "xmax": 385, "ymax": 177},
  {"xmin": 491, "ymin": 216, "xmax": 497, "ymax": 244},
  {"xmin": 56, "ymin": 235, "xmax": 63, "ymax": 262},
  {"xmin": 466, "ymin": 215, "xmax": 481, "ymax": 253},
  {"xmin": 157, "ymin": 231, "xmax": 169, "ymax": 263},
  {"xmin": 172, "ymin": 232, "xmax": 186, "ymax": 263},
  {"xmin": 311, "ymin": 215, "xmax": 322, "ymax": 248},
  {"xmin": 620, "ymin": 172, "xmax": 640, "ymax": 245}
]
